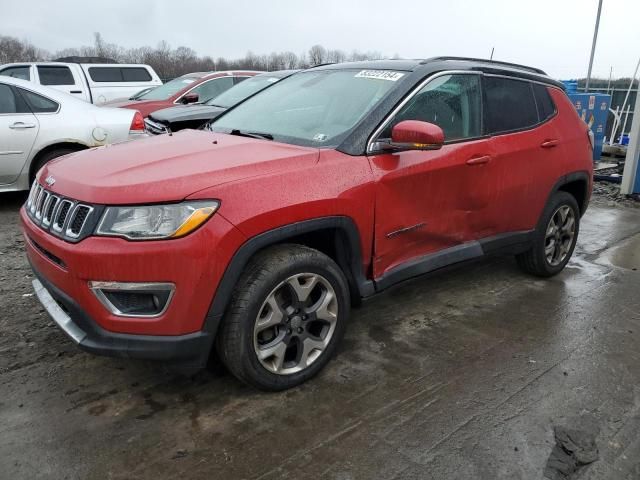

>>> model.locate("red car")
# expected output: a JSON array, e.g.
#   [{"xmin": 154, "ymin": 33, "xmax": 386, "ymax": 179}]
[
  {"xmin": 105, "ymin": 70, "xmax": 260, "ymax": 117},
  {"xmin": 22, "ymin": 57, "xmax": 593, "ymax": 390}
]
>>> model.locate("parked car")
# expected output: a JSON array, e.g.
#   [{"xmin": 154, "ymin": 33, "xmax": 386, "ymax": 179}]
[
  {"xmin": 105, "ymin": 71, "xmax": 260, "ymax": 118},
  {"xmin": 0, "ymin": 76, "xmax": 146, "ymax": 193},
  {"xmin": 22, "ymin": 58, "xmax": 593, "ymax": 391},
  {"xmin": 0, "ymin": 62, "xmax": 162, "ymax": 105},
  {"xmin": 144, "ymin": 70, "xmax": 298, "ymax": 135}
]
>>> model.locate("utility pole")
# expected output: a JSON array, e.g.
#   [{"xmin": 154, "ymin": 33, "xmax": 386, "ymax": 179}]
[
  {"xmin": 490, "ymin": 47, "xmax": 494, "ymax": 60},
  {"xmin": 585, "ymin": 0, "xmax": 603, "ymax": 92}
]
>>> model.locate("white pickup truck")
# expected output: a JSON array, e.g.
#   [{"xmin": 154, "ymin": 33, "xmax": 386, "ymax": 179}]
[{"xmin": 0, "ymin": 62, "xmax": 162, "ymax": 105}]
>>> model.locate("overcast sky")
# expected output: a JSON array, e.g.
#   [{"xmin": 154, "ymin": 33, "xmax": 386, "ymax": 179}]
[{"xmin": 2, "ymin": 0, "xmax": 638, "ymax": 79}]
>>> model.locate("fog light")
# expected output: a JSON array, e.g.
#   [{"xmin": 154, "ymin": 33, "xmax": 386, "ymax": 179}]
[{"xmin": 88, "ymin": 281, "xmax": 175, "ymax": 318}]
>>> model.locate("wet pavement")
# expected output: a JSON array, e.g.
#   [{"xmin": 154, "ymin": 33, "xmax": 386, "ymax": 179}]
[{"xmin": 1, "ymin": 191, "xmax": 640, "ymax": 479}]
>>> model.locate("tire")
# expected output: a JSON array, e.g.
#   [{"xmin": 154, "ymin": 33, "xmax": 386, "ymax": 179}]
[
  {"xmin": 30, "ymin": 148, "xmax": 78, "ymax": 184},
  {"xmin": 215, "ymin": 244, "xmax": 350, "ymax": 391},
  {"xmin": 516, "ymin": 191, "xmax": 580, "ymax": 277}
]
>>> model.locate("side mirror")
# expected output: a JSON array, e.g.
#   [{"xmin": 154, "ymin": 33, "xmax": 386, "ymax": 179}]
[
  {"xmin": 378, "ymin": 120, "xmax": 445, "ymax": 152},
  {"xmin": 182, "ymin": 93, "xmax": 199, "ymax": 104}
]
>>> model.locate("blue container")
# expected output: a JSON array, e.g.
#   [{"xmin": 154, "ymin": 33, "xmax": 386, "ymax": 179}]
[
  {"xmin": 619, "ymin": 134, "xmax": 630, "ymax": 146},
  {"xmin": 566, "ymin": 92, "xmax": 611, "ymax": 161},
  {"xmin": 562, "ymin": 80, "xmax": 579, "ymax": 94}
]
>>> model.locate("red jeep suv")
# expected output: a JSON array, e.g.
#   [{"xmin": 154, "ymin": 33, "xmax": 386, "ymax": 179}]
[{"xmin": 22, "ymin": 57, "xmax": 593, "ymax": 390}]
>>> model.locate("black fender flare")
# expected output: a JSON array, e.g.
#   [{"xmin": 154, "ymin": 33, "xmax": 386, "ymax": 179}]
[
  {"xmin": 201, "ymin": 216, "xmax": 374, "ymax": 338},
  {"xmin": 547, "ymin": 170, "xmax": 591, "ymax": 216}
]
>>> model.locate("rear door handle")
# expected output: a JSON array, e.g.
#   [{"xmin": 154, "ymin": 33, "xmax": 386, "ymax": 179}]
[
  {"xmin": 9, "ymin": 122, "xmax": 36, "ymax": 129},
  {"xmin": 466, "ymin": 155, "xmax": 491, "ymax": 166},
  {"xmin": 541, "ymin": 139, "xmax": 559, "ymax": 148}
]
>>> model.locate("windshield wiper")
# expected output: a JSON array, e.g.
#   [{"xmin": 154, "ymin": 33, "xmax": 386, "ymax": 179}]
[{"xmin": 229, "ymin": 129, "xmax": 274, "ymax": 141}]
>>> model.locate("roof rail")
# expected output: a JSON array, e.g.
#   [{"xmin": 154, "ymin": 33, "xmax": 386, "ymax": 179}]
[{"xmin": 423, "ymin": 56, "xmax": 546, "ymax": 75}]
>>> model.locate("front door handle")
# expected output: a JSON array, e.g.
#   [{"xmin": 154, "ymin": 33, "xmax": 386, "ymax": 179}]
[
  {"xmin": 466, "ymin": 155, "xmax": 491, "ymax": 166},
  {"xmin": 541, "ymin": 139, "xmax": 559, "ymax": 148},
  {"xmin": 9, "ymin": 122, "xmax": 36, "ymax": 129}
]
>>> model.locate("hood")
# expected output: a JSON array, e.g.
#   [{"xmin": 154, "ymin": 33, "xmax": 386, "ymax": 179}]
[
  {"xmin": 40, "ymin": 129, "xmax": 319, "ymax": 205},
  {"xmin": 149, "ymin": 104, "xmax": 227, "ymax": 124},
  {"xmin": 103, "ymin": 99, "xmax": 172, "ymax": 117}
]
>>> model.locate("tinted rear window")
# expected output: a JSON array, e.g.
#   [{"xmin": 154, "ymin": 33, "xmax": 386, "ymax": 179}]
[
  {"xmin": 121, "ymin": 67, "xmax": 152, "ymax": 82},
  {"xmin": 89, "ymin": 67, "xmax": 152, "ymax": 82},
  {"xmin": 38, "ymin": 66, "xmax": 75, "ymax": 85},
  {"xmin": 533, "ymin": 83, "xmax": 556, "ymax": 121},
  {"xmin": 484, "ymin": 76, "xmax": 538, "ymax": 134}
]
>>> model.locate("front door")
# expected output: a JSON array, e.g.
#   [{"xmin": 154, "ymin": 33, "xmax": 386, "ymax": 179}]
[{"xmin": 367, "ymin": 73, "xmax": 493, "ymax": 280}]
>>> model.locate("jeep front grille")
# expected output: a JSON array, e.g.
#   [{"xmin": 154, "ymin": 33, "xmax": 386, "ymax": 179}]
[{"xmin": 25, "ymin": 182, "xmax": 101, "ymax": 243}]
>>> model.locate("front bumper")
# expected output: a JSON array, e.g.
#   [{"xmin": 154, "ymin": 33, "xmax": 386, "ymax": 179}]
[{"xmin": 31, "ymin": 263, "xmax": 212, "ymax": 367}]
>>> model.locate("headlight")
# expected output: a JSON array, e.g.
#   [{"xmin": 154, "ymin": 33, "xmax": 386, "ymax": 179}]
[{"xmin": 96, "ymin": 200, "xmax": 219, "ymax": 240}]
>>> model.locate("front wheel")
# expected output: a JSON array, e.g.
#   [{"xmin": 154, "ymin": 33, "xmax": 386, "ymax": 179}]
[
  {"xmin": 216, "ymin": 244, "xmax": 350, "ymax": 391},
  {"xmin": 516, "ymin": 191, "xmax": 580, "ymax": 277}
]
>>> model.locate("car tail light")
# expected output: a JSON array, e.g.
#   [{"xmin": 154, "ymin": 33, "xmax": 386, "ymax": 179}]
[
  {"xmin": 588, "ymin": 130, "xmax": 594, "ymax": 150},
  {"xmin": 130, "ymin": 111, "xmax": 145, "ymax": 132}
]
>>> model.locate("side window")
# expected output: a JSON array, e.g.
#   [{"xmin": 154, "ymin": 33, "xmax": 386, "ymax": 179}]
[
  {"xmin": 121, "ymin": 67, "xmax": 152, "ymax": 82},
  {"xmin": 189, "ymin": 77, "xmax": 234, "ymax": 103},
  {"xmin": 18, "ymin": 88, "xmax": 59, "ymax": 113},
  {"xmin": 484, "ymin": 77, "xmax": 538, "ymax": 134},
  {"xmin": 88, "ymin": 67, "xmax": 122, "ymax": 82},
  {"xmin": 533, "ymin": 83, "xmax": 556, "ymax": 122},
  {"xmin": 0, "ymin": 66, "xmax": 31, "ymax": 81},
  {"xmin": 380, "ymin": 74, "xmax": 482, "ymax": 142},
  {"xmin": 234, "ymin": 76, "xmax": 251, "ymax": 85},
  {"xmin": 0, "ymin": 84, "xmax": 18, "ymax": 113},
  {"xmin": 0, "ymin": 85, "xmax": 31, "ymax": 114},
  {"xmin": 37, "ymin": 66, "xmax": 75, "ymax": 86}
]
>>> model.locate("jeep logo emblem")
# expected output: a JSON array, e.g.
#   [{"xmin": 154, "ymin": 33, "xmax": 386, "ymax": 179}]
[{"xmin": 45, "ymin": 176, "xmax": 56, "ymax": 187}]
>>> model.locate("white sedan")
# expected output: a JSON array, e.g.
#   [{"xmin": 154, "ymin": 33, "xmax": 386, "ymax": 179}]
[{"xmin": 0, "ymin": 76, "xmax": 146, "ymax": 193}]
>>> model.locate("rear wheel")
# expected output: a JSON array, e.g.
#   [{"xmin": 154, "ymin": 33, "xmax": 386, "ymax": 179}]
[
  {"xmin": 516, "ymin": 191, "xmax": 580, "ymax": 277},
  {"xmin": 216, "ymin": 244, "xmax": 350, "ymax": 391}
]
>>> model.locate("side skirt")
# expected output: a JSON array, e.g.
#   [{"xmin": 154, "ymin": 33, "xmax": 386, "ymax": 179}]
[{"xmin": 373, "ymin": 230, "xmax": 534, "ymax": 292}]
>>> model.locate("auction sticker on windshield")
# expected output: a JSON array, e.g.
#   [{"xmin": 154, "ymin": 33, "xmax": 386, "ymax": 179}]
[{"xmin": 355, "ymin": 70, "xmax": 405, "ymax": 81}]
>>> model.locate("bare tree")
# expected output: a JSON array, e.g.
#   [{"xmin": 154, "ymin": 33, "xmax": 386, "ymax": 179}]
[
  {"xmin": 2, "ymin": 35, "xmax": 391, "ymax": 80},
  {"xmin": 308, "ymin": 45, "xmax": 327, "ymax": 66}
]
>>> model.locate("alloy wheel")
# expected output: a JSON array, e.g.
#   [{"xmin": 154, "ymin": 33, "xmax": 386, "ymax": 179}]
[
  {"xmin": 544, "ymin": 205, "xmax": 576, "ymax": 266},
  {"xmin": 253, "ymin": 273, "xmax": 338, "ymax": 375}
]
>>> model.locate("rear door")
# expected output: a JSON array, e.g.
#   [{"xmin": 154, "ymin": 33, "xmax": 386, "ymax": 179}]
[
  {"xmin": 479, "ymin": 76, "xmax": 565, "ymax": 236},
  {"xmin": 0, "ymin": 83, "xmax": 39, "ymax": 185},
  {"xmin": 368, "ymin": 72, "xmax": 493, "ymax": 279},
  {"xmin": 35, "ymin": 64, "xmax": 88, "ymax": 101}
]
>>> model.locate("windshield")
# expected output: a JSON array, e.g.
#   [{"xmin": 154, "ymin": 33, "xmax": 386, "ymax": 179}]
[
  {"xmin": 211, "ymin": 69, "xmax": 404, "ymax": 147},
  {"xmin": 137, "ymin": 76, "xmax": 198, "ymax": 101},
  {"xmin": 207, "ymin": 75, "xmax": 282, "ymax": 108}
]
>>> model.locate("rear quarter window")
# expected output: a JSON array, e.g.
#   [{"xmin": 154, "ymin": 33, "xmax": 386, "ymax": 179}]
[
  {"xmin": 17, "ymin": 88, "xmax": 59, "ymax": 113},
  {"xmin": 533, "ymin": 83, "xmax": 556, "ymax": 121},
  {"xmin": 484, "ymin": 76, "xmax": 538, "ymax": 134}
]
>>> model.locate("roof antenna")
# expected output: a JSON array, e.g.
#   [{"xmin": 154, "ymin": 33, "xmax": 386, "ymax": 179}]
[{"xmin": 490, "ymin": 47, "xmax": 495, "ymax": 60}]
